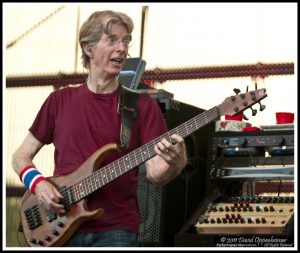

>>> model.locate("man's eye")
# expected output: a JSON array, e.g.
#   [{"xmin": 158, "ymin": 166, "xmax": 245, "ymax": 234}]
[{"xmin": 108, "ymin": 38, "xmax": 116, "ymax": 43}]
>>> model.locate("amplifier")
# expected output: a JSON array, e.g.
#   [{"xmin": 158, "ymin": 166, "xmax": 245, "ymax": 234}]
[
  {"xmin": 212, "ymin": 132, "xmax": 294, "ymax": 148},
  {"xmin": 208, "ymin": 130, "xmax": 294, "ymax": 180}
]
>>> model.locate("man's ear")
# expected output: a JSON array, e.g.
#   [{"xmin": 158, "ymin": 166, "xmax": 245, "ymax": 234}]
[{"xmin": 83, "ymin": 42, "xmax": 93, "ymax": 57}]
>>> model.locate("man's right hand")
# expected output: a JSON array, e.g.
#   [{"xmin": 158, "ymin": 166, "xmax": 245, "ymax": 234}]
[{"xmin": 34, "ymin": 180, "xmax": 66, "ymax": 215}]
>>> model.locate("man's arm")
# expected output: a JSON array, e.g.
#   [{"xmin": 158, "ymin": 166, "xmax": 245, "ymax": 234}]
[
  {"xmin": 12, "ymin": 132, "xmax": 44, "ymax": 175},
  {"xmin": 12, "ymin": 132, "xmax": 65, "ymax": 214},
  {"xmin": 145, "ymin": 134, "xmax": 187, "ymax": 186}
]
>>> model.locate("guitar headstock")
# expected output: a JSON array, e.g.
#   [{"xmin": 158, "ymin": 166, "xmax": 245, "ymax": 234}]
[{"xmin": 219, "ymin": 88, "xmax": 267, "ymax": 117}]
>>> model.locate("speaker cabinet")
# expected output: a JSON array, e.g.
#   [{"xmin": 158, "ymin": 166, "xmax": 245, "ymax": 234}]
[{"xmin": 137, "ymin": 98, "xmax": 215, "ymax": 246}]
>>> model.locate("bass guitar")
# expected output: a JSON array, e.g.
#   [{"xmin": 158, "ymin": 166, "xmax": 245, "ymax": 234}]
[{"xmin": 20, "ymin": 88, "xmax": 267, "ymax": 246}]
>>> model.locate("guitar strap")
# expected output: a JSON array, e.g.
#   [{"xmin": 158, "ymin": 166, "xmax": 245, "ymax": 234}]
[{"xmin": 118, "ymin": 85, "xmax": 140, "ymax": 150}]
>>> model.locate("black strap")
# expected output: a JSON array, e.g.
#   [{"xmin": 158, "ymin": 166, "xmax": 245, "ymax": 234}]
[{"xmin": 118, "ymin": 85, "xmax": 140, "ymax": 150}]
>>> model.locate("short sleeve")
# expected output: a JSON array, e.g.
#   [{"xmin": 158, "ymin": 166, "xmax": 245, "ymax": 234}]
[{"xmin": 29, "ymin": 92, "xmax": 57, "ymax": 144}]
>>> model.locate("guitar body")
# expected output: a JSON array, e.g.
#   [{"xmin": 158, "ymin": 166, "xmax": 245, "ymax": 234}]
[{"xmin": 20, "ymin": 143, "xmax": 119, "ymax": 247}]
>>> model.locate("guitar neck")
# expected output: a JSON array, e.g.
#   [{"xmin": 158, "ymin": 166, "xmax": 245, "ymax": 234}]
[{"xmin": 71, "ymin": 106, "xmax": 220, "ymax": 202}]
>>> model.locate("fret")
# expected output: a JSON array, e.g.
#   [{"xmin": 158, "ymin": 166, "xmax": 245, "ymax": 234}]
[
  {"xmin": 110, "ymin": 165, "xmax": 117, "ymax": 181},
  {"xmin": 117, "ymin": 157, "xmax": 124, "ymax": 176},
  {"xmin": 142, "ymin": 147, "xmax": 147, "ymax": 162},
  {"xmin": 82, "ymin": 179, "xmax": 88, "ymax": 196},
  {"xmin": 101, "ymin": 171, "xmax": 107, "ymax": 183},
  {"xmin": 76, "ymin": 183, "xmax": 82, "ymax": 201},
  {"xmin": 133, "ymin": 150, "xmax": 139, "ymax": 166},
  {"xmin": 184, "ymin": 122, "xmax": 189, "ymax": 136},
  {"xmin": 73, "ymin": 183, "xmax": 78, "ymax": 201},
  {"xmin": 72, "ymin": 187, "xmax": 77, "ymax": 202},
  {"xmin": 116, "ymin": 158, "xmax": 124, "ymax": 177},
  {"xmin": 166, "ymin": 131, "xmax": 171, "ymax": 143},
  {"xmin": 204, "ymin": 111, "xmax": 208, "ymax": 123},
  {"xmin": 140, "ymin": 148, "xmax": 144, "ymax": 162},
  {"xmin": 106, "ymin": 166, "xmax": 112, "ymax": 182},
  {"xmin": 146, "ymin": 143, "xmax": 152, "ymax": 160},
  {"xmin": 194, "ymin": 117, "xmax": 198, "ymax": 129},
  {"xmin": 122, "ymin": 156, "xmax": 128, "ymax": 172},
  {"xmin": 93, "ymin": 176, "xmax": 99, "ymax": 191},
  {"xmin": 116, "ymin": 159, "xmax": 121, "ymax": 178},
  {"xmin": 94, "ymin": 176, "xmax": 100, "ymax": 189},
  {"xmin": 78, "ymin": 182, "xmax": 85, "ymax": 199},
  {"xmin": 87, "ymin": 176, "xmax": 93, "ymax": 195},
  {"xmin": 124, "ymin": 155, "xmax": 130, "ymax": 172},
  {"xmin": 175, "ymin": 127, "xmax": 179, "ymax": 135},
  {"xmin": 86, "ymin": 177, "xmax": 93, "ymax": 195},
  {"xmin": 86, "ymin": 176, "xmax": 93, "ymax": 195}
]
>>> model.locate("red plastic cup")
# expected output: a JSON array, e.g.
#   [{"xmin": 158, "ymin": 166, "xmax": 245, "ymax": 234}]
[
  {"xmin": 225, "ymin": 113, "xmax": 243, "ymax": 121},
  {"xmin": 276, "ymin": 112, "xmax": 294, "ymax": 124}
]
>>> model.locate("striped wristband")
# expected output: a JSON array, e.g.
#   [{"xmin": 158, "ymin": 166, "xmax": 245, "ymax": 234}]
[{"xmin": 19, "ymin": 165, "xmax": 45, "ymax": 193}]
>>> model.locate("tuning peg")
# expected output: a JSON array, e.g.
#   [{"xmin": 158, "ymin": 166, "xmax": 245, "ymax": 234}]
[
  {"xmin": 233, "ymin": 88, "xmax": 241, "ymax": 94},
  {"xmin": 243, "ymin": 114, "xmax": 249, "ymax": 121},
  {"xmin": 250, "ymin": 107, "xmax": 258, "ymax": 116},
  {"xmin": 259, "ymin": 102, "xmax": 266, "ymax": 111}
]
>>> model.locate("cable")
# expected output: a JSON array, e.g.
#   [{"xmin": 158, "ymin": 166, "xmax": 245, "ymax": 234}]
[{"xmin": 16, "ymin": 223, "xmax": 25, "ymax": 247}]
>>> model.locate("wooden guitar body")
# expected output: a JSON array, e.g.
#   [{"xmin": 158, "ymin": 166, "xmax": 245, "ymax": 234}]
[{"xmin": 20, "ymin": 143, "xmax": 119, "ymax": 247}]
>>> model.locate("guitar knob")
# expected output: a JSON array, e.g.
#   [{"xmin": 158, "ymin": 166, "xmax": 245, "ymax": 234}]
[
  {"xmin": 52, "ymin": 229, "xmax": 59, "ymax": 236},
  {"xmin": 30, "ymin": 238, "xmax": 37, "ymax": 244},
  {"xmin": 44, "ymin": 235, "xmax": 51, "ymax": 241},
  {"xmin": 57, "ymin": 221, "xmax": 64, "ymax": 227},
  {"xmin": 37, "ymin": 240, "xmax": 44, "ymax": 246}
]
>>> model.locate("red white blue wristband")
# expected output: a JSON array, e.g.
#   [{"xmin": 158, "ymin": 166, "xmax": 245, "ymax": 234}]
[{"xmin": 19, "ymin": 165, "xmax": 45, "ymax": 193}]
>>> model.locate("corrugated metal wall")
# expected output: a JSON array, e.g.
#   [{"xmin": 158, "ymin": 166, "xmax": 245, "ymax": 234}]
[{"xmin": 5, "ymin": 4, "xmax": 142, "ymax": 76}]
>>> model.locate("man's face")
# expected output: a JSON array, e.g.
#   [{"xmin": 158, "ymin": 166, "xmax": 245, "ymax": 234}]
[{"xmin": 91, "ymin": 24, "xmax": 131, "ymax": 77}]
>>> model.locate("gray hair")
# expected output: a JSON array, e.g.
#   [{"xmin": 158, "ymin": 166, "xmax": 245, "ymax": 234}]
[{"xmin": 79, "ymin": 10, "xmax": 134, "ymax": 69}]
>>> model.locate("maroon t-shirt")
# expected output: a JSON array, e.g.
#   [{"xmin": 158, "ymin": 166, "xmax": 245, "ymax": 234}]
[{"xmin": 29, "ymin": 83, "xmax": 168, "ymax": 234}]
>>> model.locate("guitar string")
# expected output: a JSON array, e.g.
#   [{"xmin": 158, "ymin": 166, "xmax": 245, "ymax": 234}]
[
  {"xmin": 25, "ymin": 92, "xmax": 263, "ymax": 223},
  {"xmin": 71, "ymin": 100, "xmax": 242, "ymax": 201},
  {"xmin": 71, "ymin": 106, "xmax": 220, "ymax": 201},
  {"xmin": 85, "ymin": 91, "xmax": 264, "ymax": 196},
  {"xmin": 71, "ymin": 93, "xmax": 258, "ymax": 201}
]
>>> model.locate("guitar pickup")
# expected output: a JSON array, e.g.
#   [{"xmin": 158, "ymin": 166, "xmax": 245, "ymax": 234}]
[
  {"xmin": 24, "ymin": 205, "xmax": 43, "ymax": 230},
  {"xmin": 59, "ymin": 186, "xmax": 75, "ymax": 211},
  {"xmin": 45, "ymin": 208, "xmax": 57, "ymax": 222}
]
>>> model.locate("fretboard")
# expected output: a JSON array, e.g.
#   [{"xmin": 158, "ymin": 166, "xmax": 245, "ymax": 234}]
[{"xmin": 71, "ymin": 106, "xmax": 220, "ymax": 202}]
